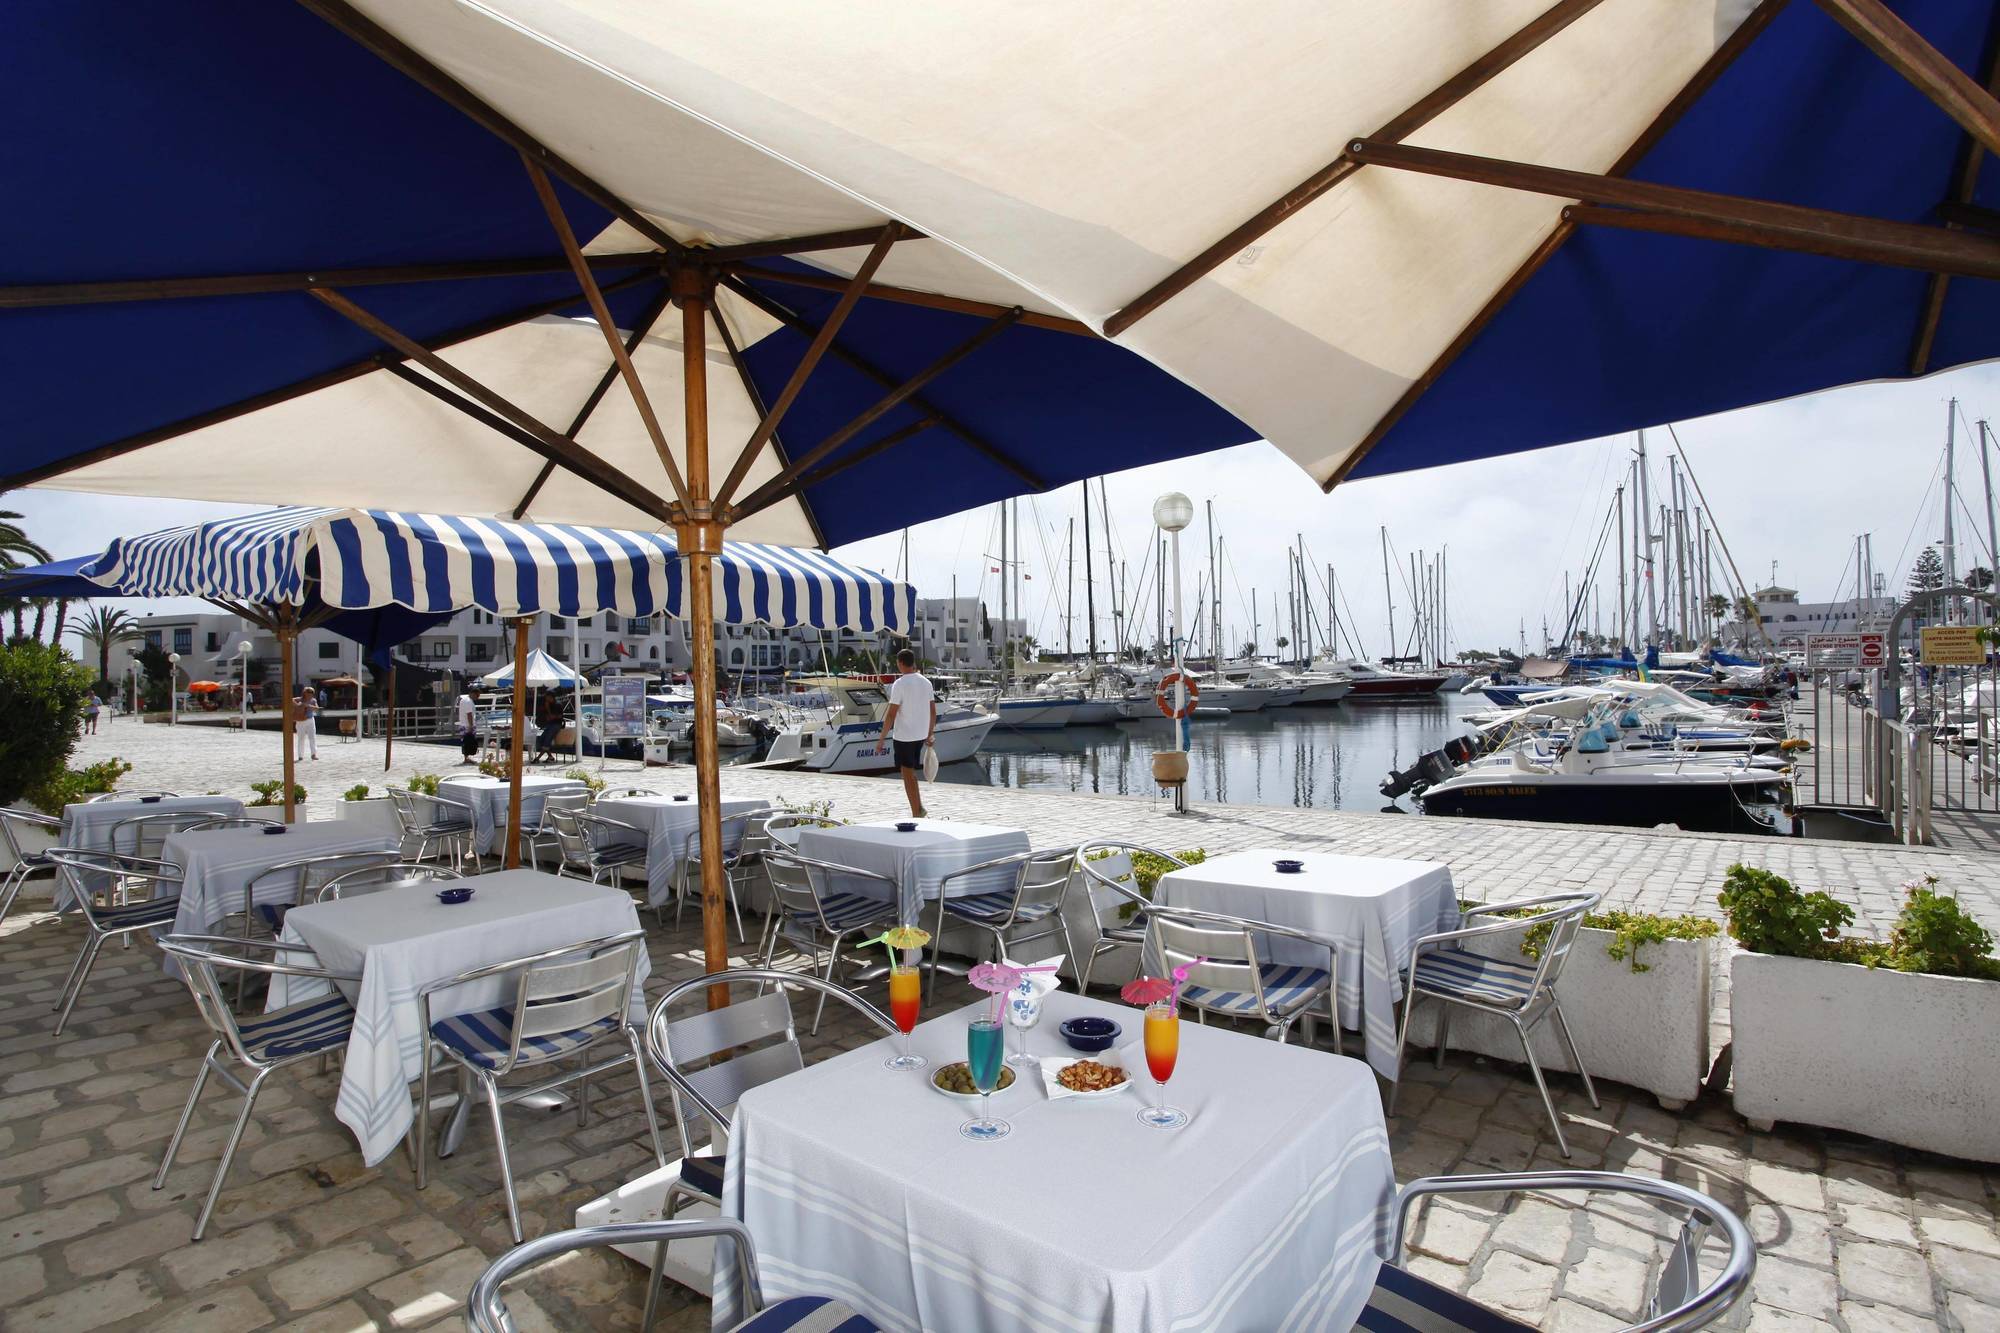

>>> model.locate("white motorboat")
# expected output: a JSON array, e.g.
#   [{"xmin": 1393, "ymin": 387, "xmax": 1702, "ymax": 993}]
[
  {"xmin": 762, "ymin": 677, "xmax": 998, "ymax": 774},
  {"xmin": 990, "ymin": 693, "xmax": 1083, "ymax": 730}
]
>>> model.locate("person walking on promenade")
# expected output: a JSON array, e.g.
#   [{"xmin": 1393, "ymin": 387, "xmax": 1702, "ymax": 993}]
[
  {"xmin": 878, "ymin": 647, "xmax": 935, "ymax": 819},
  {"xmin": 295, "ymin": 683, "xmax": 320, "ymax": 761}
]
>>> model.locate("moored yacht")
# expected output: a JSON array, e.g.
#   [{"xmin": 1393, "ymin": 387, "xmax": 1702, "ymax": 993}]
[
  {"xmin": 762, "ymin": 676, "xmax": 998, "ymax": 773},
  {"xmin": 1312, "ymin": 657, "xmax": 1449, "ymax": 700}
]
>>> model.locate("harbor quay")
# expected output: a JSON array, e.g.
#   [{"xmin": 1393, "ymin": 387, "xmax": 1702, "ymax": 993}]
[{"xmin": 0, "ymin": 722, "xmax": 1995, "ymax": 1331}]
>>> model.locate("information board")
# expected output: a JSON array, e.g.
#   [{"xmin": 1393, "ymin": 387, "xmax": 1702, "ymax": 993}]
[
  {"xmin": 601, "ymin": 674, "xmax": 647, "ymax": 739},
  {"xmin": 1807, "ymin": 633, "xmax": 1884, "ymax": 670},
  {"xmin": 1920, "ymin": 625, "xmax": 1987, "ymax": 666}
]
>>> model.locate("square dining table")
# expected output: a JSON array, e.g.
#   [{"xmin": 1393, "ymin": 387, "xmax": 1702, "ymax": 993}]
[
  {"xmin": 711, "ymin": 990, "xmax": 1393, "ymax": 1332},
  {"xmin": 156, "ymin": 820, "xmax": 401, "ymax": 961},
  {"xmin": 53, "ymin": 795, "xmax": 245, "ymax": 907},
  {"xmin": 267, "ymin": 869, "xmax": 649, "ymax": 1166},
  {"xmin": 437, "ymin": 773, "xmax": 586, "ymax": 856},
  {"xmin": 794, "ymin": 819, "xmax": 1030, "ymax": 923},
  {"xmin": 594, "ymin": 793, "xmax": 771, "ymax": 907},
  {"xmin": 1154, "ymin": 849, "xmax": 1460, "ymax": 1079}
]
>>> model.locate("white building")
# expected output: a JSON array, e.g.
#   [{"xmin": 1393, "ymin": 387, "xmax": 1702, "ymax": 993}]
[{"xmin": 1722, "ymin": 585, "xmax": 1897, "ymax": 649}]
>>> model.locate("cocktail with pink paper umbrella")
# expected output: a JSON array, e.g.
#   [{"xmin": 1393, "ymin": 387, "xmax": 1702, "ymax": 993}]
[
  {"xmin": 1123, "ymin": 958, "xmax": 1203, "ymax": 1130},
  {"xmin": 961, "ymin": 961, "xmax": 1054, "ymax": 1141}
]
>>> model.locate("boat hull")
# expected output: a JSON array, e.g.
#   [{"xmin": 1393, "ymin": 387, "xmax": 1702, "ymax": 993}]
[
  {"xmin": 1418, "ymin": 771, "xmax": 1792, "ymax": 836},
  {"xmin": 995, "ymin": 698, "xmax": 1081, "ymax": 730},
  {"xmin": 1066, "ymin": 699, "xmax": 1123, "ymax": 726},
  {"xmin": 1345, "ymin": 674, "xmax": 1448, "ymax": 700},
  {"xmin": 806, "ymin": 713, "xmax": 998, "ymax": 774}
]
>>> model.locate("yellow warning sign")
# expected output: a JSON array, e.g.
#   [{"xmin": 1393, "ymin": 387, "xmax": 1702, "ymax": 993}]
[{"xmin": 1920, "ymin": 625, "xmax": 1986, "ymax": 666}]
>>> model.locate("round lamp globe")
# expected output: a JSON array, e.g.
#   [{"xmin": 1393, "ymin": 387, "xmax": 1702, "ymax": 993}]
[{"xmin": 1152, "ymin": 492, "xmax": 1195, "ymax": 533}]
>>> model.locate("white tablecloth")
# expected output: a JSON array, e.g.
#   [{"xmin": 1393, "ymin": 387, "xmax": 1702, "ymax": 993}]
[
  {"xmin": 437, "ymin": 775, "xmax": 585, "ymax": 856},
  {"xmin": 794, "ymin": 820, "xmax": 1030, "ymax": 923},
  {"xmin": 158, "ymin": 821, "xmax": 401, "ymax": 941},
  {"xmin": 268, "ymin": 869, "xmax": 648, "ymax": 1166},
  {"xmin": 713, "ymin": 991, "xmax": 1393, "ymax": 1332},
  {"xmin": 54, "ymin": 795, "xmax": 245, "ymax": 907},
  {"xmin": 1156, "ymin": 850, "xmax": 1459, "ymax": 1080},
  {"xmin": 594, "ymin": 795, "xmax": 771, "ymax": 906}
]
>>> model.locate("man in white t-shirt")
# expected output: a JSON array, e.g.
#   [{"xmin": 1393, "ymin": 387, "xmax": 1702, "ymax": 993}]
[{"xmin": 880, "ymin": 647, "xmax": 936, "ymax": 818}]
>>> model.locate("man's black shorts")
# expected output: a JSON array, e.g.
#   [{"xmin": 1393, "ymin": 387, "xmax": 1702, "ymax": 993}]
[{"xmin": 892, "ymin": 738, "xmax": 925, "ymax": 770}]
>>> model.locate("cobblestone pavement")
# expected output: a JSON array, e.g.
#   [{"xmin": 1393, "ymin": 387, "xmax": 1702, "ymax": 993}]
[{"xmin": 0, "ymin": 723, "xmax": 1991, "ymax": 1330}]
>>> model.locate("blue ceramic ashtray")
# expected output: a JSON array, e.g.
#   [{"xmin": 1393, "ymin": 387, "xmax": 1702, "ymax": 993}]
[
  {"xmin": 139, "ymin": 795, "xmax": 162, "ymax": 804},
  {"xmin": 261, "ymin": 825, "xmax": 287, "ymax": 835},
  {"xmin": 437, "ymin": 887, "xmax": 475, "ymax": 906},
  {"xmin": 894, "ymin": 821, "xmax": 918, "ymax": 833},
  {"xmin": 1273, "ymin": 859, "xmax": 1304, "ymax": 874},
  {"xmin": 1059, "ymin": 1016, "xmax": 1121, "ymax": 1052},
  {"xmin": 673, "ymin": 794, "xmax": 690, "ymax": 802}
]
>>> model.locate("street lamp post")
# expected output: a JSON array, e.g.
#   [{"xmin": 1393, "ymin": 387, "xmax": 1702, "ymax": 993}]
[
  {"xmin": 1153, "ymin": 492, "xmax": 1196, "ymax": 815},
  {"xmin": 129, "ymin": 662, "xmax": 139, "ymax": 720},
  {"xmin": 237, "ymin": 640, "xmax": 253, "ymax": 730},
  {"xmin": 167, "ymin": 652, "xmax": 181, "ymax": 726}
]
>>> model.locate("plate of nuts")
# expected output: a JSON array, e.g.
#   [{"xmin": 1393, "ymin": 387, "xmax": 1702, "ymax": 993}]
[
  {"xmin": 1040, "ymin": 1056, "xmax": 1132, "ymax": 1100},
  {"xmin": 929, "ymin": 1061, "xmax": 1018, "ymax": 1103}
]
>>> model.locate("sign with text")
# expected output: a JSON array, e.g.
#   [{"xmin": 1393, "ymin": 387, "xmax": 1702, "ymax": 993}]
[
  {"xmin": 601, "ymin": 674, "xmax": 647, "ymax": 739},
  {"xmin": 1807, "ymin": 633, "xmax": 1884, "ymax": 670},
  {"xmin": 1920, "ymin": 625, "xmax": 1987, "ymax": 666}
]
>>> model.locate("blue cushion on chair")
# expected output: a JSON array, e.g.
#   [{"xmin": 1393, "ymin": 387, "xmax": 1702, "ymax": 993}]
[
  {"xmin": 806, "ymin": 893, "xmax": 892, "ymax": 932},
  {"xmin": 1357, "ymin": 1261, "xmax": 1534, "ymax": 1331},
  {"xmin": 94, "ymin": 897, "xmax": 182, "ymax": 929},
  {"xmin": 430, "ymin": 1007, "xmax": 625, "ymax": 1070},
  {"xmin": 1411, "ymin": 950, "xmax": 1539, "ymax": 1006},
  {"xmin": 237, "ymin": 992, "xmax": 356, "ymax": 1060},
  {"xmin": 1179, "ymin": 964, "xmax": 1330, "ymax": 1018},
  {"xmin": 679, "ymin": 1153, "xmax": 725, "ymax": 1198},
  {"xmin": 726, "ymin": 1294, "xmax": 881, "ymax": 1333},
  {"xmin": 942, "ymin": 892, "xmax": 1059, "ymax": 925}
]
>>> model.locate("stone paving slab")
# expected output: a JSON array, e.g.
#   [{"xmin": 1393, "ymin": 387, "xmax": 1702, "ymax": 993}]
[{"xmin": 0, "ymin": 723, "xmax": 1991, "ymax": 1330}]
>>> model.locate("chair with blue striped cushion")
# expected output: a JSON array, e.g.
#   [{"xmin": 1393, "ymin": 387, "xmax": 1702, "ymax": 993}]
[
  {"xmin": 227, "ymin": 849, "xmax": 402, "ymax": 1002},
  {"xmin": 928, "ymin": 847, "xmax": 1080, "ymax": 1004},
  {"xmin": 44, "ymin": 848, "xmax": 188, "ymax": 1037},
  {"xmin": 1364, "ymin": 1171, "xmax": 1756, "ymax": 1332},
  {"xmin": 756, "ymin": 848, "xmax": 896, "ymax": 1033},
  {"xmin": 0, "ymin": 808, "xmax": 62, "ymax": 932},
  {"xmin": 154, "ymin": 933, "xmax": 365, "ymax": 1240},
  {"xmin": 416, "ymin": 929, "xmax": 665, "ymax": 1243},
  {"xmin": 1140, "ymin": 904, "xmax": 1339, "ymax": 1044},
  {"xmin": 1072, "ymin": 842, "xmax": 1183, "ymax": 993},
  {"xmin": 673, "ymin": 810, "xmax": 762, "ymax": 940},
  {"xmin": 1390, "ymin": 892, "xmax": 1601, "ymax": 1157},
  {"xmin": 465, "ymin": 1216, "xmax": 883, "ymax": 1333}
]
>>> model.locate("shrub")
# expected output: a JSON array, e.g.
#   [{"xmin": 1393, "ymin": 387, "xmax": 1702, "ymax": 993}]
[
  {"xmin": 1719, "ymin": 864, "xmax": 2000, "ymax": 980},
  {"xmin": 563, "ymin": 766, "xmax": 607, "ymax": 797},
  {"xmin": 24, "ymin": 757, "xmax": 133, "ymax": 815},
  {"xmin": 0, "ymin": 642, "xmax": 94, "ymax": 807},
  {"xmin": 1512, "ymin": 907, "xmax": 1720, "ymax": 973},
  {"xmin": 248, "ymin": 780, "xmax": 307, "ymax": 807},
  {"xmin": 1718, "ymin": 863, "xmax": 1855, "ymax": 961},
  {"xmin": 342, "ymin": 783, "xmax": 371, "ymax": 802},
  {"xmin": 1086, "ymin": 846, "xmax": 1207, "ymax": 920},
  {"xmin": 407, "ymin": 773, "xmax": 442, "ymax": 797},
  {"xmin": 1886, "ymin": 875, "xmax": 2000, "ymax": 981}
]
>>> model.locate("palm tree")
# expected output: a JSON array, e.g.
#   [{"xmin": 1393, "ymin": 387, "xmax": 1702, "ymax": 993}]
[
  {"xmin": 72, "ymin": 605, "xmax": 141, "ymax": 688},
  {"xmin": 0, "ymin": 510, "xmax": 50, "ymax": 641}
]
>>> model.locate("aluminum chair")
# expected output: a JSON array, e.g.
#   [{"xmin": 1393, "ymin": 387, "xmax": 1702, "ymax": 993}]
[
  {"xmin": 387, "ymin": 786, "xmax": 474, "ymax": 865},
  {"xmin": 153, "ymin": 934, "xmax": 362, "ymax": 1240},
  {"xmin": 234, "ymin": 848, "xmax": 404, "ymax": 952},
  {"xmin": 672, "ymin": 811, "xmax": 760, "ymax": 941},
  {"xmin": 416, "ymin": 930, "xmax": 663, "ymax": 1243},
  {"xmin": 314, "ymin": 860, "xmax": 462, "ymax": 902},
  {"xmin": 642, "ymin": 968, "xmax": 897, "ymax": 1333},
  {"xmin": 466, "ymin": 1217, "xmax": 878, "ymax": 1333},
  {"xmin": 518, "ymin": 788, "xmax": 590, "ymax": 871},
  {"xmin": 110, "ymin": 810, "xmax": 239, "ymax": 863},
  {"xmin": 1389, "ymin": 891, "xmax": 1601, "ymax": 1156},
  {"xmin": 1140, "ymin": 904, "xmax": 1340, "ymax": 1045},
  {"xmin": 927, "ymin": 847, "xmax": 1080, "ymax": 1004},
  {"xmin": 44, "ymin": 848, "xmax": 185, "ymax": 1036},
  {"xmin": 182, "ymin": 816, "xmax": 282, "ymax": 833},
  {"xmin": 756, "ymin": 847, "xmax": 898, "ymax": 1032},
  {"xmin": 0, "ymin": 807, "xmax": 61, "ymax": 930},
  {"xmin": 546, "ymin": 807, "xmax": 649, "ymax": 890},
  {"xmin": 1072, "ymin": 841, "xmax": 1186, "ymax": 992},
  {"xmin": 599, "ymin": 786, "xmax": 658, "ymax": 800},
  {"xmin": 1362, "ymin": 1171, "xmax": 1755, "ymax": 1331}
]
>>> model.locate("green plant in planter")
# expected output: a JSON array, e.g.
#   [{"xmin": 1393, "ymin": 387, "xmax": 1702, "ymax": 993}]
[
  {"xmin": 775, "ymin": 796, "xmax": 838, "ymax": 827},
  {"xmin": 1085, "ymin": 846, "xmax": 1207, "ymax": 920},
  {"xmin": 1887, "ymin": 875, "xmax": 2000, "ymax": 981},
  {"xmin": 342, "ymin": 783, "xmax": 371, "ymax": 802},
  {"xmin": 1511, "ymin": 907, "xmax": 1719, "ymax": 973},
  {"xmin": 1718, "ymin": 863, "xmax": 1855, "ymax": 961},
  {"xmin": 25, "ymin": 757, "xmax": 134, "ymax": 815},
  {"xmin": 407, "ymin": 773, "xmax": 442, "ymax": 797},
  {"xmin": 562, "ymin": 766, "xmax": 607, "ymax": 797},
  {"xmin": 248, "ymin": 780, "xmax": 307, "ymax": 807}
]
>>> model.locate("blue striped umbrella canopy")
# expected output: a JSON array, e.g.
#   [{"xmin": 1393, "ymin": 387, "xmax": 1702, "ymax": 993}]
[{"xmin": 78, "ymin": 506, "xmax": 916, "ymax": 634}]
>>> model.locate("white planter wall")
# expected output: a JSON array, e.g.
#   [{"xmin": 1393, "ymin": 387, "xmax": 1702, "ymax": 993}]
[
  {"xmin": 331, "ymin": 797, "xmax": 403, "ymax": 843},
  {"xmin": 1, "ymin": 801, "xmax": 60, "ymax": 902},
  {"xmin": 1406, "ymin": 927, "xmax": 1712, "ymax": 1110},
  {"xmin": 1731, "ymin": 950, "xmax": 2000, "ymax": 1163}
]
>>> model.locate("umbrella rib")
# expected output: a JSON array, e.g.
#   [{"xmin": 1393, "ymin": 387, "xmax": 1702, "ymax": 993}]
[
  {"xmin": 720, "ymin": 276, "xmax": 1046, "ymax": 492},
  {"xmin": 693, "ymin": 228, "xmax": 926, "ymax": 265},
  {"xmin": 514, "ymin": 286, "xmax": 676, "ymax": 518},
  {"xmin": 0, "ymin": 272, "xmax": 657, "ymax": 491},
  {"xmin": 1102, "ymin": 0, "xmax": 1609, "ymax": 338},
  {"xmin": 732, "ymin": 306, "xmax": 1027, "ymax": 517},
  {"xmin": 1908, "ymin": 18, "xmax": 2000, "ymax": 374},
  {"xmin": 714, "ymin": 223, "xmax": 905, "ymax": 509},
  {"xmin": 1562, "ymin": 202, "xmax": 2000, "ymax": 277},
  {"xmin": 522, "ymin": 155, "xmax": 691, "ymax": 509},
  {"xmin": 725, "ymin": 263, "xmax": 1095, "ymax": 337},
  {"xmin": 1812, "ymin": 0, "xmax": 2000, "ymax": 161},
  {"xmin": 311, "ymin": 287, "xmax": 674, "ymax": 522},
  {"xmin": 732, "ymin": 416, "xmax": 943, "ymax": 522},
  {"xmin": 1324, "ymin": 0, "xmax": 1789, "ymax": 493},
  {"xmin": 294, "ymin": 0, "xmax": 683, "ymax": 259},
  {"xmin": 712, "ymin": 301, "xmax": 830, "ymax": 549}
]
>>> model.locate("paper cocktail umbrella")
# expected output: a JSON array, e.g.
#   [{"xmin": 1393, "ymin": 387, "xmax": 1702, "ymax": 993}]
[{"xmin": 856, "ymin": 925, "xmax": 933, "ymax": 971}]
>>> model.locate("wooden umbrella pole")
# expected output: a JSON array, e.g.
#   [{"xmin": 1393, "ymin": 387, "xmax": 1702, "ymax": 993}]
[
  {"xmin": 383, "ymin": 662, "xmax": 396, "ymax": 771},
  {"xmin": 674, "ymin": 268, "xmax": 732, "ymax": 1010},
  {"xmin": 278, "ymin": 612, "xmax": 297, "ymax": 824},
  {"xmin": 505, "ymin": 618, "xmax": 530, "ymax": 869}
]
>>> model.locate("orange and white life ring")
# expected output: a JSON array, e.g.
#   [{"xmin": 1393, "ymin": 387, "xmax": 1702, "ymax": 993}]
[{"xmin": 1154, "ymin": 671, "xmax": 1200, "ymax": 719}]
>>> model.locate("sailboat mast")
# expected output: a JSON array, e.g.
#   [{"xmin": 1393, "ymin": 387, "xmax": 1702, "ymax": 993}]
[
  {"xmin": 1327, "ymin": 563, "xmax": 1338, "ymax": 661},
  {"xmin": 1982, "ymin": 420, "xmax": 1998, "ymax": 626},
  {"xmin": 1207, "ymin": 499, "xmax": 1220, "ymax": 668},
  {"xmin": 1065, "ymin": 517, "xmax": 1075, "ymax": 657},
  {"xmin": 1380, "ymin": 527, "xmax": 1395, "ymax": 661},
  {"xmin": 1945, "ymin": 399, "xmax": 1960, "ymax": 623},
  {"xmin": 1637, "ymin": 431, "xmax": 1658, "ymax": 645},
  {"xmin": 1615, "ymin": 485, "xmax": 1627, "ymax": 648},
  {"xmin": 999, "ymin": 502, "xmax": 1009, "ymax": 680},
  {"xmin": 1081, "ymin": 482, "xmax": 1097, "ymax": 660}
]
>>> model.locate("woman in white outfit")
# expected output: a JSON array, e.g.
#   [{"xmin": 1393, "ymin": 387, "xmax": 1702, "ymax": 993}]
[{"xmin": 295, "ymin": 684, "xmax": 319, "ymax": 761}]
